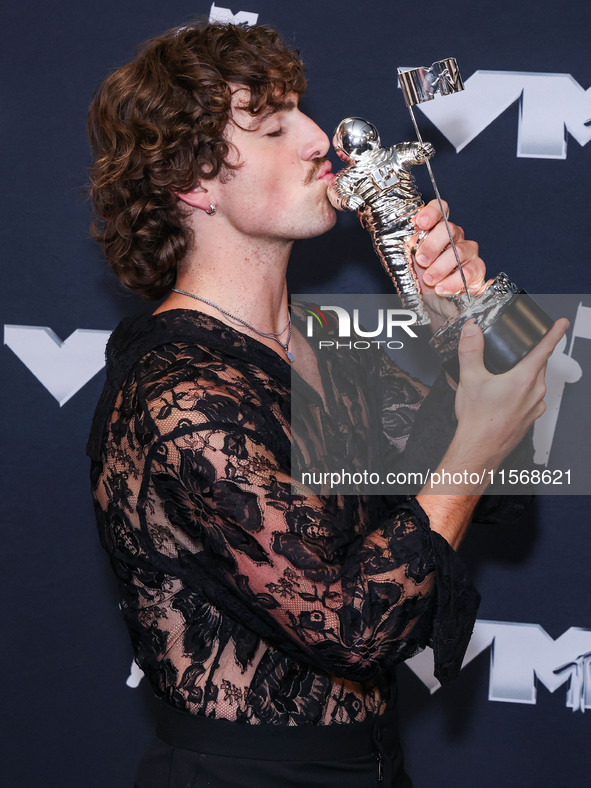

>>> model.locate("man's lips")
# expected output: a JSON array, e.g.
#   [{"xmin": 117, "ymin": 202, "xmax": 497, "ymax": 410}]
[
  {"xmin": 316, "ymin": 161, "xmax": 334, "ymax": 181},
  {"xmin": 305, "ymin": 157, "xmax": 334, "ymax": 185}
]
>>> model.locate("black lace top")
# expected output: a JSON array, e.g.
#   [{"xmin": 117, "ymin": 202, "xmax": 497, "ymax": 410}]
[{"xmin": 87, "ymin": 307, "xmax": 481, "ymax": 726}]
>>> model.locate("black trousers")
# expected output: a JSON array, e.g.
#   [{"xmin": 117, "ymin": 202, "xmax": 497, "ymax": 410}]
[{"xmin": 134, "ymin": 703, "xmax": 413, "ymax": 788}]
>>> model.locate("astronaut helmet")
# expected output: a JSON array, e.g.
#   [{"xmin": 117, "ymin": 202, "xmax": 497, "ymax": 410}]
[{"xmin": 332, "ymin": 117, "xmax": 380, "ymax": 162}]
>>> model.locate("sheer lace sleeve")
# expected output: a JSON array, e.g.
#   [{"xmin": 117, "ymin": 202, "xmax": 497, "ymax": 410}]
[
  {"xmin": 125, "ymin": 342, "xmax": 478, "ymax": 684},
  {"xmin": 90, "ymin": 313, "xmax": 481, "ymax": 723}
]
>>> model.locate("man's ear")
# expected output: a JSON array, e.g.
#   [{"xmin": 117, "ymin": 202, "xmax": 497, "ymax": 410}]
[{"xmin": 175, "ymin": 184, "xmax": 212, "ymax": 210}]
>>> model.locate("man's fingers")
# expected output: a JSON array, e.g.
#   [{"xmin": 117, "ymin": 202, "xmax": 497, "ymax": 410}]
[
  {"xmin": 515, "ymin": 318, "xmax": 570, "ymax": 372},
  {"xmin": 457, "ymin": 320, "xmax": 486, "ymax": 380},
  {"xmin": 456, "ymin": 318, "xmax": 567, "ymax": 390},
  {"xmin": 421, "ymin": 241, "xmax": 482, "ymax": 290},
  {"xmin": 435, "ymin": 265, "xmax": 487, "ymax": 296},
  {"xmin": 414, "ymin": 222, "xmax": 464, "ymax": 268},
  {"xmin": 414, "ymin": 199, "xmax": 449, "ymax": 231}
]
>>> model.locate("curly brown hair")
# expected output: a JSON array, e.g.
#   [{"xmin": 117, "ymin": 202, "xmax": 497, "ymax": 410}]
[{"xmin": 87, "ymin": 22, "xmax": 306, "ymax": 300}]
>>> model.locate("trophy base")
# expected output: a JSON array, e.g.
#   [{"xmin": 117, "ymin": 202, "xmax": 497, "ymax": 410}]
[{"xmin": 430, "ymin": 273, "xmax": 555, "ymax": 380}]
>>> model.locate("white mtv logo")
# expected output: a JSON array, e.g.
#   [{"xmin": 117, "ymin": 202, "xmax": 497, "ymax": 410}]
[
  {"xmin": 417, "ymin": 71, "xmax": 591, "ymax": 159},
  {"xmin": 126, "ymin": 659, "xmax": 144, "ymax": 688},
  {"xmin": 4, "ymin": 325, "xmax": 110, "ymax": 406},
  {"xmin": 406, "ymin": 620, "xmax": 591, "ymax": 712},
  {"xmin": 532, "ymin": 301, "xmax": 591, "ymax": 465},
  {"xmin": 209, "ymin": 2, "xmax": 259, "ymax": 25}
]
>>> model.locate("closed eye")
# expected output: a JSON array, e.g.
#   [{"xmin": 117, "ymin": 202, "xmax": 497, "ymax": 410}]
[{"xmin": 266, "ymin": 128, "xmax": 284, "ymax": 138}]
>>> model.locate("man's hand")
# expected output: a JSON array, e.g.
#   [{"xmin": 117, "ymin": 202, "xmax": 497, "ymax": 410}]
[
  {"xmin": 417, "ymin": 317, "xmax": 569, "ymax": 549},
  {"xmin": 411, "ymin": 199, "xmax": 487, "ymax": 296},
  {"xmin": 453, "ymin": 317, "xmax": 569, "ymax": 464}
]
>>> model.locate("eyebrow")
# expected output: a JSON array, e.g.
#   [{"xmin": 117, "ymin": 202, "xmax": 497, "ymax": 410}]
[
  {"xmin": 235, "ymin": 98, "xmax": 297, "ymax": 132},
  {"xmin": 255, "ymin": 99, "xmax": 297, "ymax": 128},
  {"xmin": 269, "ymin": 99, "xmax": 297, "ymax": 115}
]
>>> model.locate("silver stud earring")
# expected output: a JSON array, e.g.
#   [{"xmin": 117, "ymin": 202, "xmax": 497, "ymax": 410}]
[{"xmin": 205, "ymin": 203, "xmax": 216, "ymax": 215}]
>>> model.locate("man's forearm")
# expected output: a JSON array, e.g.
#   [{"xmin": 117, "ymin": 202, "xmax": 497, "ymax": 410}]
[
  {"xmin": 416, "ymin": 492, "xmax": 479, "ymax": 550},
  {"xmin": 415, "ymin": 432, "xmax": 505, "ymax": 549}
]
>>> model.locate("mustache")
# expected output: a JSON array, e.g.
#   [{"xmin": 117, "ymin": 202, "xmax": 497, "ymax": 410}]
[{"xmin": 304, "ymin": 156, "xmax": 329, "ymax": 186}]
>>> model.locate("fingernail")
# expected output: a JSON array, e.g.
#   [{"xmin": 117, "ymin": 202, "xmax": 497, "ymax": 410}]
[
  {"xmin": 416, "ymin": 254, "xmax": 428, "ymax": 267},
  {"xmin": 423, "ymin": 273, "xmax": 433, "ymax": 285},
  {"xmin": 462, "ymin": 321, "xmax": 478, "ymax": 336},
  {"xmin": 416, "ymin": 215, "xmax": 429, "ymax": 229}
]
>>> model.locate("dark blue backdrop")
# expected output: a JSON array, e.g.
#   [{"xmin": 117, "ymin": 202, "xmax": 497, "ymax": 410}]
[{"xmin": 2, "ymin": 1, "xmax": 589, "ymax": 786}]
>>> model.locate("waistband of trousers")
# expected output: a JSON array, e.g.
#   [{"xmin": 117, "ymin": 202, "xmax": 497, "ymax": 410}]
[{"xmin": 156, "ymin": 702, "xmax": 401, "ymax": 762}]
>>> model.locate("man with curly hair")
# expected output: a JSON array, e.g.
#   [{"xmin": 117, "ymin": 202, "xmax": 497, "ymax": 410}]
[{"xmin": 86, "ymin": 21, "xmax": 565, "ymax": 788}]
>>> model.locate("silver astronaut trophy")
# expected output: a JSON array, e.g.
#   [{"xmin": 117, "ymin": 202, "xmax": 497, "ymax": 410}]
[
  {"xmin": 328, "ymin": 118, "xmax": 434, "ymax": 324},
  {"xmin": 328, "ymin": 57, "xmax": 554, "ymax": 375}
]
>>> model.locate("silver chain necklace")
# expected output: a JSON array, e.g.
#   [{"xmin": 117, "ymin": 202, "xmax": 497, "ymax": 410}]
[{"xmin": 171, "ymin": 287, "xmax": 294, "ymax": 362}]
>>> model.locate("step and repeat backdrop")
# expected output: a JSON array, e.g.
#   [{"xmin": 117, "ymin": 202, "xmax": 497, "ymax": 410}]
[{"xmin": 2, "ymin": 1, "xmax": 589, "ymax": 786}]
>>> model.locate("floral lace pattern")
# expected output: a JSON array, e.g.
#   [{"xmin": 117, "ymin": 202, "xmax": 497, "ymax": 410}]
[{"xmin": 87, "ymin": 308, "xmax": 480, "ymax": 725}]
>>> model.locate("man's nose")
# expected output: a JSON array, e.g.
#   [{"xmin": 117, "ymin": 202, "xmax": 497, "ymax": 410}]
[{"xmin": 301, "ymin": 116, "xmax": 330, "ymax": 160}]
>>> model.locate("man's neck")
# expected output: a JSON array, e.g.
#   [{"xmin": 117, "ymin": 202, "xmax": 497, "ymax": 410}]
[{"xmin": 157, "ymin": 231, "xmax": 293, "ymax": 335}]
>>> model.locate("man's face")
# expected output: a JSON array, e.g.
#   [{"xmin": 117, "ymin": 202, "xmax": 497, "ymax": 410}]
[{"xmin": 211, "ymin": 90, "xmax": 337, "ymax": 245}]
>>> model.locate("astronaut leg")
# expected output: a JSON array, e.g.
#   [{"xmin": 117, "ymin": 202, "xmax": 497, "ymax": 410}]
[{"xmin": 375, "ymin": 233, "xmax": 430, "ymax": 325}]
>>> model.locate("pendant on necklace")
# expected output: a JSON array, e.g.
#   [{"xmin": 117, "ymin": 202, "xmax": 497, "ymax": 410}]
[{"xmin": 287, "ymin": 350, "xmax": 294, "ymax": 362}]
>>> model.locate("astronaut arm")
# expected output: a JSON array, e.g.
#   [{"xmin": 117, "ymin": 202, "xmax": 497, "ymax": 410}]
[
  {"xmin": 394, "ymin": 141, "xmax": 435, "ymax": 168},
  {"xmin": 327, "ymin": 173, "xmax": 366, "ymax": 212}
]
